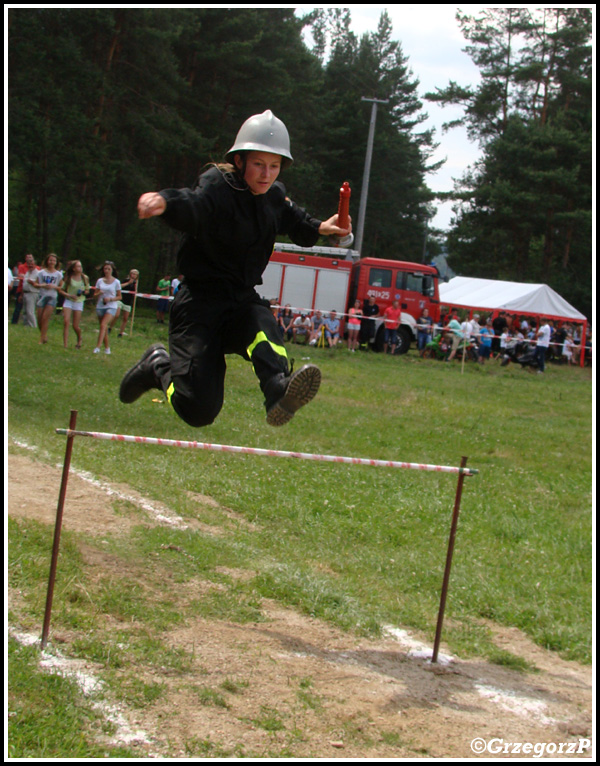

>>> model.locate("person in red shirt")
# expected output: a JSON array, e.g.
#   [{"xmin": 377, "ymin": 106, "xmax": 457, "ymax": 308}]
[
  {"xmin": 383, "ymin": 299, "xmax": 402, "ymax": 355},
  {"xmin": 10, "ymin": 256, "xmax": 33, "ymax": 324}
]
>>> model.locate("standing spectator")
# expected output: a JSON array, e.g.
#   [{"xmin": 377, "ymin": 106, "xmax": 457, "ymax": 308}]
[
  {"xmin": 171, "ymin": 273, "xmax": 183, "ymax": 296},
  {"xmin": 417, "ymin": 307, "xmax": 434, "ymax": 355},
  {"xmin": 552, "ymin": 323, "xmax": 566, "ymax": 361},
  {"xmin": 444, "ymin": 312, "xmax": 464, "ymax": 362},
  {"xmin": 562, "ymin": 332, "xmax": 576, "ymax": 365},
  {"xmin": 492, "ymin": 311, "xmax": 508, "ymax": 357},
  {"xmin": 9, "ymin": 262, "xmax": 20, "ymax": 303},
  {"xmin": 59, "ymin": 260, "xmax": 90, "ymax": 349},
  {"xmin": 11, "ymin": 254, "xmax": 36, "ymax": 325},
  {"xmin": 35, "ymin": 253, "xmax": 63, "ymax": 345},
  {"xmin": 500, "ymin": 326, "xmax": 512, "ymax": 354},
  {"xmin": 461, "ymin": 315, "xmax": 474, "ymax": 343},
  {"xmin": 156, "ymin": 273, "xmax": 171, "ymax": 324},
  {"xmin": 584, "ymin": 327, "xmax": 592, "ymax": 365},
  {"xmin": 382, "ymin": 299, "xmax": 401, "ymax": 355},
  {"xmin": 477, "ymin": 318, "xmax": 494, "ymax": 363},
  {"xmin": 346, "ymin": 299, "xmax": 362, "ymax": 352},
  {"xmin": 93, "ymin": 261, "xmax": 121, "ymax": 355},
  {"xmin": 112, "ymin": 268, "xmax": 139, "ymax": 337},
  {"xmin": 360, "ymin": 296, "xmax": 379, "ymax": 350},
  {"xmin": 11, "ymin": 257, "xmax": 27, "ymax": 324},
  {"xmin": 21, "ymin": 256, "xmax": 41, "ymax": 327},
  {"xmin": 534, "ymin": 319, "xmax": 553, "ymax": 374}
]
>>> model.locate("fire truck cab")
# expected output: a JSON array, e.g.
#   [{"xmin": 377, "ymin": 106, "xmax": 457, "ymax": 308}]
[{"xmin": 349, "ymin": 257, "xmax": 441, "ymax": 354}]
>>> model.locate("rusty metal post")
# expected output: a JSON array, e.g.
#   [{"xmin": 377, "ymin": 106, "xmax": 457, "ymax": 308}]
[
  {"xmin": 41, "ymin": 410, "xmax": 78, "ymax": 649},
  {"xmin": 432, "ymin": 456, "xmax": 468, "ymax": 663}
]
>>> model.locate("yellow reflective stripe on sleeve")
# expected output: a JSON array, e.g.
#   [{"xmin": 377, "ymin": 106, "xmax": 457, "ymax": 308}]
[{"xmin": 247, "ymin": 331, "xmax": 288, "ymax": 360}]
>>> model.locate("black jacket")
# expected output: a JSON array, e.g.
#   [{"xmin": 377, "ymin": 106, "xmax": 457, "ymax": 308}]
[{"xmin": 159, "ymin": 166, "xmax": 321, "ymax": 296}]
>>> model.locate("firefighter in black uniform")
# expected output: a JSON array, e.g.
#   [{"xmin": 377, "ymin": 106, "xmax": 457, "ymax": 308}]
[{"xmin": 119, "ymin": 110, "xmax": 351, "ymax": 427}]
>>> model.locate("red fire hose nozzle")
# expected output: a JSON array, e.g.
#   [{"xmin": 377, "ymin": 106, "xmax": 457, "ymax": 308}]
[
  {"xmin": 330, "ymin": 181, "xmax": 354, "ymax": 248},
  {"xmin": 337, "ymin": 181, "xmax": 351, "ymax": 229}
]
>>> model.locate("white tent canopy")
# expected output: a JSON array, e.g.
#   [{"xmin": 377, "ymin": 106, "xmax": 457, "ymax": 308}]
[{"xmin": 439, "ymin": 276, "xmax": 586, "ymax": 322}]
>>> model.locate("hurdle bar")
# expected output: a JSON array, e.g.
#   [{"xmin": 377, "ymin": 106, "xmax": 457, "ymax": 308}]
[
  {"xmin": 54, "ymin": 428, "xmax": 478, "ymax": 476},
  {"xmin": 43, "ymin": 410, "xmax": 477, "ymax": 661}
]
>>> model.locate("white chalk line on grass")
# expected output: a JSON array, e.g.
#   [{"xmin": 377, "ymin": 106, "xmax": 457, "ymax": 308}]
[
  {"xmin": 383, "ymin": 627, "xmax": 558, "ymax": 726},
  {"xmin": 474, "ymin": 683, "xmax": 557, "ymax": 726},
  {"xmin": 384, "ymin": 625, "xmax": 454, "ymax": 665},
  {"xmin": 9, "ymin": 629, "xmax": 157, "ymax": 751},
  {"xmin": 9, "ymin": 437, "xmax": 188, "ymax": 530}
]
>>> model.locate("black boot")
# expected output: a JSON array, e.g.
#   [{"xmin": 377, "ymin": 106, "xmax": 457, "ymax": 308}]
[
  {"xmin": 264, "ymin": 364, "xmax": 321, "ymax": 426},
  {"xmin": 119, "ymin": 344, "xmax": 170, "ymax": 404}
]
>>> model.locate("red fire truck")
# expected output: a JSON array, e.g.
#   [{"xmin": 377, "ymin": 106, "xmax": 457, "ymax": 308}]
[{"xmin": 260, "ymin": 244, "xmax": 441, "ymax": 354}]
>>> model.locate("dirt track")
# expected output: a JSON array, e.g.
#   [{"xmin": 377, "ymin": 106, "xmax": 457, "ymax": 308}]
[{"xmin": 8, "ymin": 449, "xmax": 593, "ymax": 759}]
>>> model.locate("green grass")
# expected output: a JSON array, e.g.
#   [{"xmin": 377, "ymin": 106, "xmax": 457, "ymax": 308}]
[
  {"xmin": 7, "ymin": 638, "xmax": 138, "ymax": 758},
  {"xmin": 7, "ymin": 310, "xmax": 593, "ymax": 754}
]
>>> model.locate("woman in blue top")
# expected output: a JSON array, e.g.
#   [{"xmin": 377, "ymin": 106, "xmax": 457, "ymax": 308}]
[
  {"xmin": 34, "ymin": 253, "xmax": 63, "ymax": 345},
  {"xmin": 477, "ymin": 318, "xmax": 494, "ymax": 363}
]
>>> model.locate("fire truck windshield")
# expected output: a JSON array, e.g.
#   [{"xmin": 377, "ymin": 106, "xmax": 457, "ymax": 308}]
[{"xmin": 368, "ymin": 268, "xmax": 392, "ymax": 288}]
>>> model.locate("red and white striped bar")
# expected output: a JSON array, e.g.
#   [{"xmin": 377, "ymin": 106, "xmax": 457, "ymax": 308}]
[{"xmin": 55, "ymin": 429, "xmax": 478, "ymax": 476}]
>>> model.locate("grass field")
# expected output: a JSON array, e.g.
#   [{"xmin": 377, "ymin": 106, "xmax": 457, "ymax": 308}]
[{"xmin": 7, "ymin": 307, "xmax": 593, "ymax": 754}]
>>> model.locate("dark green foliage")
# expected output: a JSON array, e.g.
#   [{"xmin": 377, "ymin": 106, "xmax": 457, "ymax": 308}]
[{"xmin": 8, "ymin": 7, "xmax": 436, "ymax": 289}]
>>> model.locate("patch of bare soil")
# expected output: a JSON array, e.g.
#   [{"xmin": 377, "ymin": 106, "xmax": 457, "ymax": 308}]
[{"xmin": 7, "ymin": 452, "xmax": 593, "ymax": 759}]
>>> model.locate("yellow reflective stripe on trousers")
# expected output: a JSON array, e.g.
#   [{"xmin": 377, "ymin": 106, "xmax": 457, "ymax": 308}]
[
  {"xmin": 166, "ymin": 382, "xmax": 175, "ymax": 405},
  {"xmin": 247, "ymin": 331, "xmax": 288, "ymax": 360}
]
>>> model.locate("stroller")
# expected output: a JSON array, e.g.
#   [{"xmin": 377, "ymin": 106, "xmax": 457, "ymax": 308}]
[{"xmin": 500, "ymin": 339, "xmax": 539, "ymax": 370}]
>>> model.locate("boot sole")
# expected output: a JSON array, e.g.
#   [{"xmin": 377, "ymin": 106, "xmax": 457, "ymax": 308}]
[
  {"xmin": 119, "ymin": 343, "xmax": 167, "ymax": 404},
  {"xmin": 266, "ymin": 365, "xmax": 321, "ymax": 427}
]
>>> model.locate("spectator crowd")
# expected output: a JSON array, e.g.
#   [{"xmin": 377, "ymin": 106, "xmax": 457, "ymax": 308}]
[
  {"xmin": 419, "ymin": 309, "xmax": 590, "ymax": 370},
  {"xmin": 266, "ymin": 299, "xmax": 590, "ymax": 370},
  {"xmin": 8, "ymin": 256, "xmax": 591, "ymax": 369}
]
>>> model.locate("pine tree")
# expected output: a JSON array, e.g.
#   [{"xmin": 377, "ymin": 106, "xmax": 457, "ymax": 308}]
[
  {"xmin": 428, "ymin": 8, "xmax": 592, "ymax": 317},
  {"xmin": 304, "ymin": 9, "xmax": 439, "ymax": 259}
]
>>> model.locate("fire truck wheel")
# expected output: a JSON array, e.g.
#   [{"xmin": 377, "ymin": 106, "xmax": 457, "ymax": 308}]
[{"xmin": 394, "ymin": 328, "xmax": 412, "ymax": 355}]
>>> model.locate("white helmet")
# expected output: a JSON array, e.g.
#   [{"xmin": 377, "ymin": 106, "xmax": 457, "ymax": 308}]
[{"xmin": 226, "ymin": 110, "xmax": 293, "ymax": 169}]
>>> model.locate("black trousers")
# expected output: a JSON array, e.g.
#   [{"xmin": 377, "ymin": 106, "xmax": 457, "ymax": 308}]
[{"xmin": 157, "ymin": 283, "xmax": 289, "ymax": 427}]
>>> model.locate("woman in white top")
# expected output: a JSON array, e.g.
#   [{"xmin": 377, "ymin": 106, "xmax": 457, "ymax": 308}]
[
  {"xmin": 93, "ymin": 261, "xmax": 121, "ymax": 355},
  {"xmin": 562, "ymin": 332, "xmax": 576, "ymax": 365},
  {"xmin": 33, "ymin": 253, "xmax": 63, "ymax": 344}
]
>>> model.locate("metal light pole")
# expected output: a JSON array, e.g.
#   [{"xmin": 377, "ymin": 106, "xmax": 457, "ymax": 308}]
[{"xmin": 355, "ymin": 97, "xmax": 389, "ymax": 257}]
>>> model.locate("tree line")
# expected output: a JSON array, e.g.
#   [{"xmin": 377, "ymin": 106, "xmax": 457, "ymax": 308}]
[{"xmin": 8, "ymin": 7, "xmax": 592, "ymax": 318}]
